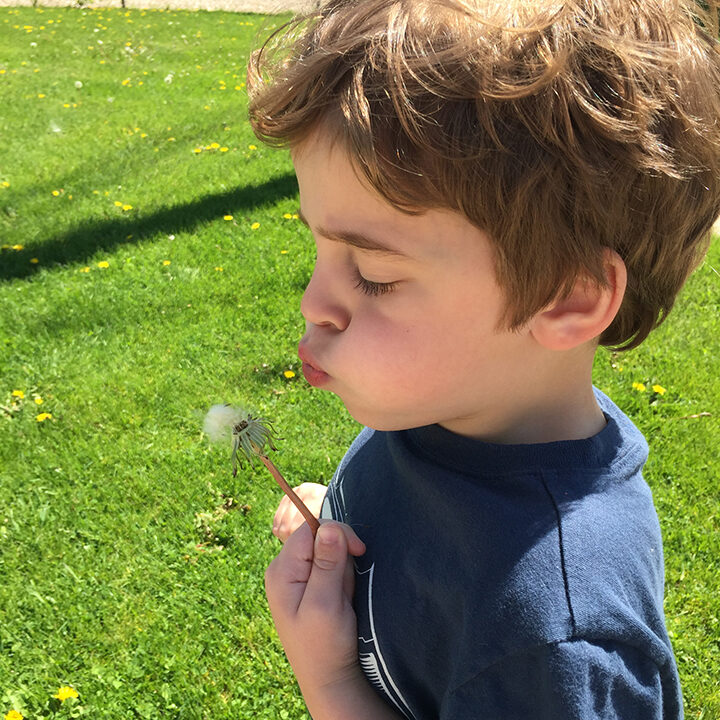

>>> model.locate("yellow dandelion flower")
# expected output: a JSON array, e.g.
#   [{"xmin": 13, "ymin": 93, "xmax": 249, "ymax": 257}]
[
  {"xmin": 193, "ymin": 147, "xmax": 202, "ymax": 154},
  {"xmin": 80, "ymin": 266, "xmax": 90, "ymax": 273},
  {"xmin": 11, "ymin": 390, "xmax": 25, "ymax": 399},
  {"xmin": 114, "ymin": 200, "xmax": 123, "ymax": 206},
  {"xmin": 35, "ymin": 397, "xmax": 43, "ymax": 405},
  {"xmin": 214, "ymin": 266, "xmax": 223, "ymax": 272},
  {"xmin": 219, "ymin": 147, "xmax": 229, "ymax": 152},
  {"xmin": 38, "ymin": 93, "xmax": 45, "ymax": 98},
  {"xmin": 292, "ymin": 213, "xmax": 299, "ymax": 219},
  {"xmin": 209, "ymin": 142, "xmax": 220, "ymax": 149},
  {"xmin": 280, "ymin": 250, "xmax": 288, "ymax": 255},
  {"xmin": 162, "ymin": 260, "xmax": 171, "ymax": 266},
  {"xmin": 251, "ymin": 222, "xmax": 260, "ymax": 230},
  {"xmin": 652, "ymin": 384, "xmax": 666, "ymax": 395},
  {"xmin": 283, "ymin": 370, "xmax": 296, "ymax": 379},
  {"xmin": 12, "ymin": 244, "xmax": 24, "ymax": 251},
  {"xmin": 248, "ymin": 144, "xmax": 257, "ymax": 150},
  {"xmin": 632, "ymin": 382, "xmax": 646, "ymax": 393},
  {"xmin": 1, "ymin": 181, "xmax": 9, "ymax": 187},
  {"xmin": 283, "ymin": 213, "xmax": 292, "ymax": 219},
  {"xmin": 97, "ymin": 260, "xmax": 109, "ymax": 268},
  {"xmin": 5, "ymin": 710, "xmax": 24, "ymax": 720},
  {"xmin": 52, "ymin": 189, "xmax": 61, "ymax": 196},
  {"xmin": 140, "ymin": 133, "xmax": 147, "ymax": 138},
  {"xmin": 122, "ymin": 204, "xmax": 132, "ymax": 211},
  {"xmin": 223, "ymin": 215, "xmax": 233, "ymax": 221},
  {"xmin": 36, "ymin": 412, "xmax": 53, "ymax": 422},
  {"xmin": 30, "ymin": 258, "xmax": 39, "ymax": 264},
  {"xmin": 167, "ymin": 137, "xmax": 176, "ymax": 142},
  {"xmin": 121, "ymin": 78, "xmax": 131, "ymax": 86},
  {"xmin": 53, "ymin": 686, "xmax": 78, "ymax": 701}
]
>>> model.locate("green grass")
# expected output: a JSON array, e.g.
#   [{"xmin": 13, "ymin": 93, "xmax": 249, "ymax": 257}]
[{"xmin": 1, "ymin": 5, "xmax": 718, "ymax": 719}]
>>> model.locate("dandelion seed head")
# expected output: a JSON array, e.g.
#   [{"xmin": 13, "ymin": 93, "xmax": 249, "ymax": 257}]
[{"xmin": 203, "ymin": 403, "xmax": 243, "ymax": 443}]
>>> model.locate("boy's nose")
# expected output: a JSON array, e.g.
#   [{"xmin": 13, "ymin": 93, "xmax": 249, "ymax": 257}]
[{"xmin": 300, "ymin": 266, "xmax": 350, "ymax": 331}]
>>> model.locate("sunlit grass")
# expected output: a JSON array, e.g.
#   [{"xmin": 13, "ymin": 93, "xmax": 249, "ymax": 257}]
[{"xmin": 1, "ymin": 5, "xmax": 719, "ymax": 718}]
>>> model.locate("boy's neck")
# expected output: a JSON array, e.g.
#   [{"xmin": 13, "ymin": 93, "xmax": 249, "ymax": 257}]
[{"xmin": 441, "ymin": 348, "xmax": 606, "ymax": 445}]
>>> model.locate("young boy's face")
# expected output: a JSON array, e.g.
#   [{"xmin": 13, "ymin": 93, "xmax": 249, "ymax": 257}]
[{"xmin": 293, "ymin": 134, "xmax": 539, "ymax": 439}]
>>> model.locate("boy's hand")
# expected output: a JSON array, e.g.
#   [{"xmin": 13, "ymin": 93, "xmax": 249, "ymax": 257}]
[
  {"xmin": 272, "ymin": 482, "xmax": 328, "ymax": 542},
  {"xmin": 265, "ymin": 520, "xmax": 366, "ymax": 695}
]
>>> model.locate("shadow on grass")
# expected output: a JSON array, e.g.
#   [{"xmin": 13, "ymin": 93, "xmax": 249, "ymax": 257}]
[{"xmin": 0, "ymin": 173, "xmax": 298, "ymax": 282}]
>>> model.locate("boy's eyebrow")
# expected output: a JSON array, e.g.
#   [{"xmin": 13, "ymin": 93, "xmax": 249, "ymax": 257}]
[{"xmin": 297, "ymin": 208, "xmax": 409, "ymax": 258}]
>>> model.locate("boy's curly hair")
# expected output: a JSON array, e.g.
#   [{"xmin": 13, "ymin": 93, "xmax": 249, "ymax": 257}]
[{"xmin": 249, "ymin": 0, "xmax": 720, "ymax": 349}]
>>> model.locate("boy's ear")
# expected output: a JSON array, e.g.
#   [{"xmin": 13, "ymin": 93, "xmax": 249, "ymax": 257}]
[{"xmin": 529, "ymin": 248, "xmax": 627, "ymax": 351}]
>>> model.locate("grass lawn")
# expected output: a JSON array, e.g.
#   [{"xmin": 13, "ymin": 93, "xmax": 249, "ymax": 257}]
[{"xmin": 1, "ymin": 5, "xmax": 718, "ymax": 719}]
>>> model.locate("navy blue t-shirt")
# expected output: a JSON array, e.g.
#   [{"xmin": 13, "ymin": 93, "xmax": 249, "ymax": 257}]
[{"xmin": 321, "ymin": 390, "xmax": 683, "ymax": 719}]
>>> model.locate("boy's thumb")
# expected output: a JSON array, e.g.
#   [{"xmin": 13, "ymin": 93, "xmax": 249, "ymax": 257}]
[{"xmin": 313, "ymin": 523, "xmax": 346, "ymax": 571}]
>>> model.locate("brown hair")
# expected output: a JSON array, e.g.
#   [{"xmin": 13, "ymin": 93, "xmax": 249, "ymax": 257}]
[{"xmin": 248, "ymin": 0, "xmax": 720, "ymax": 349}]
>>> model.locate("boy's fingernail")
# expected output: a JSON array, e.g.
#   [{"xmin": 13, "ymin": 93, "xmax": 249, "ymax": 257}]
[{"xmin": 317, "ymin": 525, "xmax": 339, "ymax": 547}]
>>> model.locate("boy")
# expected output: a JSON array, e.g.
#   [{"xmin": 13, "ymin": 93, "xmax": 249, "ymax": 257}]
[{"xmin": 248, "ymin": 0, "xmax": 720, "ymax": 717}]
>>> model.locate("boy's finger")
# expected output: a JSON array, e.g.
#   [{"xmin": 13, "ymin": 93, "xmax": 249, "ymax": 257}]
[
  {"xmin": 265, "ymin": 523, "xmax": 315, "ymax": 613},
  {"xmin": 318, "ymin": 518, "xmax": 366, "ymax": 557},
  {"xmin": 301, "ymin": 523, "xmax": 352, "ymax": 611}
]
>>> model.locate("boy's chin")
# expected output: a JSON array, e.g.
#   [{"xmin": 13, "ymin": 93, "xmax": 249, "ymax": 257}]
[{"xmin": 341, "ymin": 400, "xmax": 432, "ymax": 433}]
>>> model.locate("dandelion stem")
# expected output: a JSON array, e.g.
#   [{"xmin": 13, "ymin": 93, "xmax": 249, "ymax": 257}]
[{"xmin": 259, "ymin": 454, "xmax": 320, "ymax": 537}]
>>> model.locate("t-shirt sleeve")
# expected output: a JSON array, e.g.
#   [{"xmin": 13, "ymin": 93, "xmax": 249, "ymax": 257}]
[{"xmin": 443, "ymin": 638, "xmax": 676, "ymax": 720}]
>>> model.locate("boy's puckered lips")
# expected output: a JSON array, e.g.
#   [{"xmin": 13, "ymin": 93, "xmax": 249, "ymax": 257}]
[{"xmin": 298, "ymin": 342, "xmax": 330, "ymax": 387}]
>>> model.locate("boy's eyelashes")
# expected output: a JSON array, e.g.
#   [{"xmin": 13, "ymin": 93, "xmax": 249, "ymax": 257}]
[{"xmin": 353, "ymin": 267, "xmax": 398, "ymax": 296}]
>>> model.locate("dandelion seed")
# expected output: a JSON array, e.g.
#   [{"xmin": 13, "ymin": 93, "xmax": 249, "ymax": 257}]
[
  {"xmin": 97, "ymin": 261, "xmax": 109, "ymax": 268},
  {"xmin": 52, "ymin": 686, "xmax": 77, "ymax": 701},
  {"xmin": 36, "ymin": 412, "xmax": 52, "ymax": 422},
  {"xmin": 251, "ymin": 222, "xmax": 260, "ymax": 230},
  {"xmin": 204, "ymin": 406, "xmax": 319, "ymax": 535},
  {"xmin": 632, "ymin": 382, "xmax": 646, "ymax": 392},
  {"xmin": 223, "ymin": 215, "xmax": 233, "ymax": 221},
  {"xmin": 652, "ymin": 384, "xmax": 666, "ymax": 395},
  {"xmin": 283, "ymin": 370, "xmax": 295, "ymax": 379},
  {"xmin": 11, "ymin": 390, "xmax": 24, "ymax": 399}
]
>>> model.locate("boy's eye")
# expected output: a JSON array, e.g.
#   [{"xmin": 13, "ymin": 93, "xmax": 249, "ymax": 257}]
[{"xmin": 353, "ymin": 268, "xmax": 398, "ymax": 296}]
